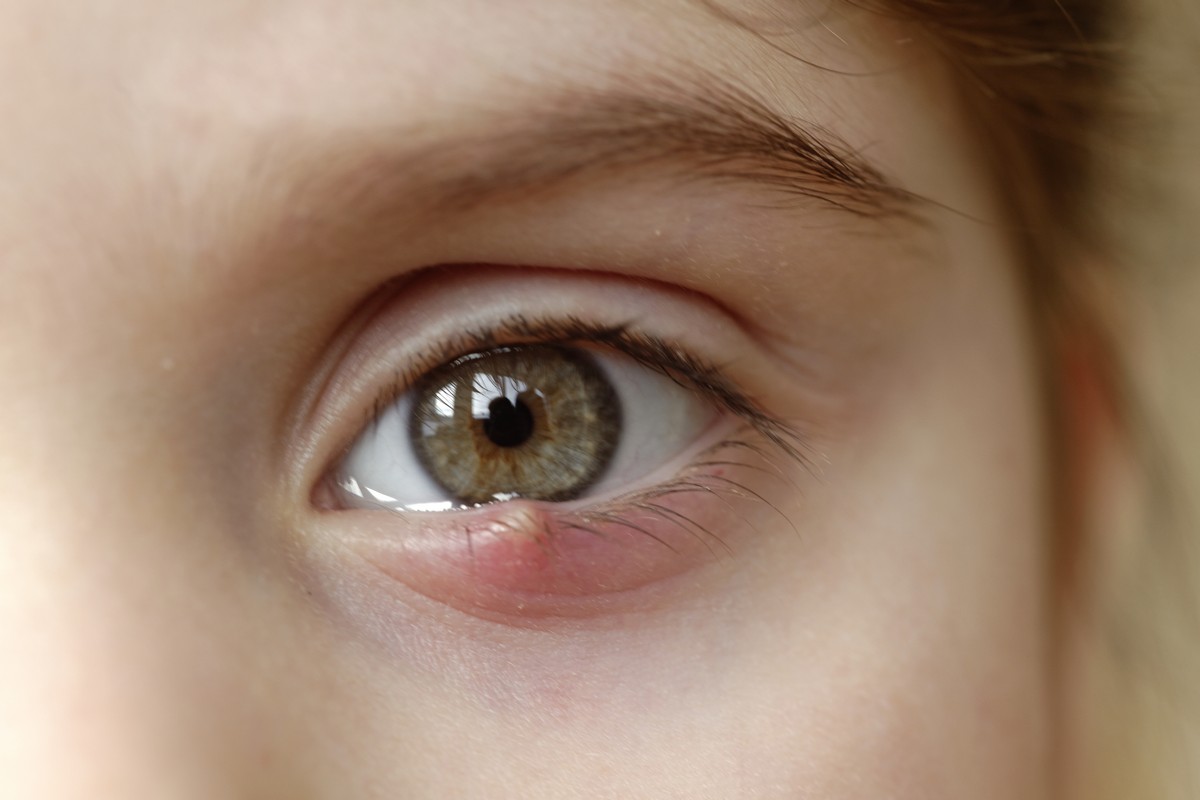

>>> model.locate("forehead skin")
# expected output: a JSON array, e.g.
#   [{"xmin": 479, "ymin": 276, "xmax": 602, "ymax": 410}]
[{"xmin": 0, "ymin": 1, "xmax": 1051, "ymax": 798}]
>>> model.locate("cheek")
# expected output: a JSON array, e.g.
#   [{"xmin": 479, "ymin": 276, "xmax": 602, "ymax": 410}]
[
  {"xmin": 816, "ymin": 383, "xmax": 1049, "ymax": 795},
  {"xmin": 741, "ymin": 243, "xmax": 1053, "ymax": 795}
]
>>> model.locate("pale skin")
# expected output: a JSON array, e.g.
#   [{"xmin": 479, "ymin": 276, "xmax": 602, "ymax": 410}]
[{"xmin": 0, "ymin": 1, "xmax": 1062, "ymax": 797}]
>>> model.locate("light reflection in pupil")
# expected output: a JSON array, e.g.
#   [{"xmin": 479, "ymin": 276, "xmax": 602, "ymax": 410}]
[{"xmin": 482, "ymin": 396, "xmax": 534, "ymax": 448}]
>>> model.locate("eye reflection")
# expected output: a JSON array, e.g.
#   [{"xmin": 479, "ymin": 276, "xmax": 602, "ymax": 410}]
[{"xmin": 431, "ymin": 385, "xmax": 457, "ymax": 420}]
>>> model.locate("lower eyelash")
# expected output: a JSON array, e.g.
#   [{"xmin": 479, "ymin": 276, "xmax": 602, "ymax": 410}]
[
  {"xmin": 397, "ymin": 429, "xmax": 798, "ymax": 572},
  {"xmin": 568, "ymin": 433, "xmax": 802, "ymax": 554}
]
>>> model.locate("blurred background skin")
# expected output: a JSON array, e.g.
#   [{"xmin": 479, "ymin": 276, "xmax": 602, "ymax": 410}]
[
  {"xmin": 1134, "ymin": 0, "xmax": 1200, "ymax": 422},
  {"xmin": 1152, "ymin": 0, "xmax": 1200, "ymax": 788},
  {"xmin": 1096, "ymin": 0, "xmax": 1200, "ymax": 794},
  {"xmin": 1143, "ymin": 0, "xmax": 1200, "ymax": 453}
]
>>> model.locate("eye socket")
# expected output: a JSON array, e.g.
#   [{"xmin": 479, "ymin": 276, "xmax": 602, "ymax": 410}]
[
  {"xmin": 330, "ymin": 343, "xmax": 718, "ymax": 512},
  {"xmin": 303, "ymin": 285, "xmax": 814, "ymax": 619}
]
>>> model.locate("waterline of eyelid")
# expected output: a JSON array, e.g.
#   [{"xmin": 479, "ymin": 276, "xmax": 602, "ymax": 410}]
[{"xmin": 335, "ymin": 433, "xmax": 802, "ymax": 554}]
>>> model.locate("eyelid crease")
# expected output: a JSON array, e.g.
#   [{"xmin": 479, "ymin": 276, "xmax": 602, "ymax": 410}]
[{"xmin": 359, "ymin": 312, "xmax": 814, "ymax": 475}]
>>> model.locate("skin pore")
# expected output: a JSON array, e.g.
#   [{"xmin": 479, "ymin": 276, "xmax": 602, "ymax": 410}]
[{"xmin": 0, "ymin": 0, "xmax": 1060, "ymax": 797}]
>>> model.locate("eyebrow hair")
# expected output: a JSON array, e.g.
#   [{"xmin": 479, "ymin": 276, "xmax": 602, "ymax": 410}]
[
  {"xmin": 440, "ymin": 75, "xmax": 916, "ymax": 216},
  {"xmin": 297, "ymin": 70, "xmax": 921, "ymax": 230}
]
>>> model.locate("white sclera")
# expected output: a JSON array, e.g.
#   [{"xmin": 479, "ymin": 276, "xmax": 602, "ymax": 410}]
[{"xmin": 333, "ymin": 351, "xmax": 716, "ymax": 512}]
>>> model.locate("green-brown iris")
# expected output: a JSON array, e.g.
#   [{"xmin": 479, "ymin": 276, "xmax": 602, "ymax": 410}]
[{"xmin": 409, "ymin": 346, "xmax": 621, "ymax": 505}]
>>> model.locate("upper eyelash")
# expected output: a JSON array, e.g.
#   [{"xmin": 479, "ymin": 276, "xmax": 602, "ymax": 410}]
[{"xmin": 364, "ymin": 312, "xmax": 812, "ymax": 471}]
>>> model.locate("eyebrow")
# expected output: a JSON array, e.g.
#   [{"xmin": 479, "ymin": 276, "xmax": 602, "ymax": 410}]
[{"xmin": 298, "ymin": 70, "xmax": 920, "ymax": 228}]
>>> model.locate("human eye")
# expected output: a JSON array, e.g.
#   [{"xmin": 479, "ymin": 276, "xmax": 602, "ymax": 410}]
[
  {"xmin": 304, "ymin": 267, "xmax": 809, "ymax": 623},
  {"xmin": 332, "ymin": 341, "xmax": 718, "ymax": 511}
]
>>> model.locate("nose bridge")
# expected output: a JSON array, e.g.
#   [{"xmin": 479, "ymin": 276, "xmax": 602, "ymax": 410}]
[
  {"xmin": 0, "ymin": 200, "xmax": 356, "ymax": 794},
  {"xmin": 0, "ymin": 385, "xmax": 313, "ymax": 800},
  {"xmin": 1, "ymin": 537, "xmax": 208, "ymax": 797},
  {"xmin": 0, "ymin": 490, "xmax": 279, "ymax": 799}
]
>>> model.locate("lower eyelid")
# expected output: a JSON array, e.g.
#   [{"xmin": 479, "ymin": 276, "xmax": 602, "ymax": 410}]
[
  {"xmin": 312, "ymin": 432, "xmax": 797, "ymax": 624},
  {"xmin": 336, "ymin": 501, "xmax": 721, "ymax": 623}
]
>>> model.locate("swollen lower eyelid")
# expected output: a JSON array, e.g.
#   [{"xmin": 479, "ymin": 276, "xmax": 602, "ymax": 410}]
[{"xmin": 333, "ymin": 429, "xmax": 799, "ymax": 620}]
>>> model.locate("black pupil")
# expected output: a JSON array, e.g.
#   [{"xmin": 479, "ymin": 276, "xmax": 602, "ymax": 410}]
[{"xmin": 483, "ymin": 396, "xmax": 535, "ymax": 448}]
